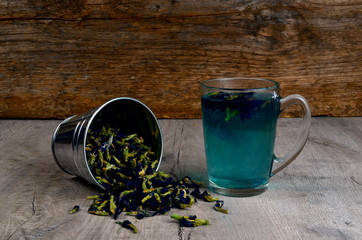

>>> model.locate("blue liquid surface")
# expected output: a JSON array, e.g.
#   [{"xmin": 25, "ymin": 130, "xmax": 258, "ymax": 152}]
[{"xmin": 202, "ymin": 92, "xmax": 280, "ymax": 190}]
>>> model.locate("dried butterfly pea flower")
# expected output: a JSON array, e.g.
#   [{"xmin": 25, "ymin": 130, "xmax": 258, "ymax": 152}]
[
  {"xmin": 115, "ymin": 220, "xmax": 138, "ymax": 233},
  {"xmin": 180, "ymin": 176, "xmax": 203, "ymax": 188},
  {"xmin": 201, "ymin": 191, "xmax": 218, "ymax": 202},
  {"xmin": 214, "ymin": 200, "xmax": 228, "ymax": 214},
  {"xmin": 69, "ymin": 205, "xmax": 80, "ymax": 214},
  {"xmin": 173, "ymin": 188, "xmax": 196, "ymax": 209},
  {"xmin": 109, "ymin": 195, "xmax": 117, "ymax": 214},
  {"xmin": 170, "ymin": 214, "xmax": 209, "ymax": 227},
  {"xmin": 83, "ymin": 123, "xmax": 227, "ymax": 231},
  {"xmin": 190, "ymin": 188, "xmax": 218, "ymax": 202}
]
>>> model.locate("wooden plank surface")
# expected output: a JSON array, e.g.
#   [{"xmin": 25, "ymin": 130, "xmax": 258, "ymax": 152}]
[
  {"xmin": 0, "ymin": 1, "xmax": 361, "ymax": 119},
  {"xmin": 0, "ymin": 118, "xmax": 361, "ymax": 239}
]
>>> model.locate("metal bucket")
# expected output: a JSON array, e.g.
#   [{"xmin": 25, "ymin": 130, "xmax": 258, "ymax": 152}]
[{"xmin": 51, "ymin": 97, "xmax": 163, "ymax": 189}]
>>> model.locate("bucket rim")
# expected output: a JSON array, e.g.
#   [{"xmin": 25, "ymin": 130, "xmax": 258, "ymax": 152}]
[{"xmin": 82, "ymin": 97, "xmax": 164, "ymax": 188}]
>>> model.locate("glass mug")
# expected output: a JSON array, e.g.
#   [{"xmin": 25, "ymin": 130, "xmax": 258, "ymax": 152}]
[{"xmin": 200, "ymin": 77, "xmax": 311, "ymax": 197}]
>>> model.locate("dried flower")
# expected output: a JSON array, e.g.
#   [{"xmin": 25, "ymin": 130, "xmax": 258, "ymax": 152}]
[
  {"xmin": 214, "ymin": 200, "xmax": 228, "ymax": 214},
  {"xmin": 191, "ymin": 188, "xmax": 218, "ymax": 202},
  {"xmin": 180, "ymin": 176, "xmax": 203, "ymax": 188},
  {"xmin": 201, "ymin": 191, "xmax": 219, "ymax": 202},
  {"xmin": 69, "ymin": 205, "xmax": 80, "ymax": 214},
  {"xmin": 170, "ymin": 214, "xmax": 209, "ymax": 227},
  {"xmin": 81, "ymin": 121, "xmax": 228, "ymax": 232},
  {"xmin": 116, "ymin": 220, "xmax": 138, "ymax": 233}
]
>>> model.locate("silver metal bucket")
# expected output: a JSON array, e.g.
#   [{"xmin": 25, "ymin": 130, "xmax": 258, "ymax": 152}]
[{"xmin": 51, "ymin": 97, "xmax": 163, "ymax": 189}]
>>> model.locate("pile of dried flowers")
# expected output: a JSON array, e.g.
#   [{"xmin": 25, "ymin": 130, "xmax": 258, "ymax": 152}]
[{"xmin": 69, "ymin": 123, "xmax": 227, "ymax": 233}]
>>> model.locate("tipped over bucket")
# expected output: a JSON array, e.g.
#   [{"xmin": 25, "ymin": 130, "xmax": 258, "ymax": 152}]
[{"xmin": 51, "ymin": 97, "xmax": 163, "ymax": 189}]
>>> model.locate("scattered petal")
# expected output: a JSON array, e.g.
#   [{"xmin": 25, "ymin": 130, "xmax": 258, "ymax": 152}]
[
  {"xmin": 69, "ymin": 205, "xmax": 80, "ymax": 214},
  {"xmin": 171, "ymin": 214, "xmax": 209, "ymax": 227},
  {"xmin": 116, "ymin": 220, "xmax": 138, "ymax": 233},
  {"xmin": 214, "ymin": 200, "xmax": 229, "ymax": 214}
]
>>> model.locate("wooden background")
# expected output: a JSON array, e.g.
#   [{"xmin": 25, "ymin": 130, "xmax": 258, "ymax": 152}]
[{"xmin": 0, "ymin": 0, "xmax": 361, "ymax": 119}]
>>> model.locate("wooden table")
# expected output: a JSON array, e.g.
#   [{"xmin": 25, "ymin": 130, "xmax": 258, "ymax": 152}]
[{"xmin": 1, "ymin": 118, "xmax": 361, "ymax": 239}]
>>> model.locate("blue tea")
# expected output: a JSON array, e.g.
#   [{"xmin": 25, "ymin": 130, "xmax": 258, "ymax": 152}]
[{"xmin": 201, "ymin": 91, "xmax": 280, "ymax": 192}]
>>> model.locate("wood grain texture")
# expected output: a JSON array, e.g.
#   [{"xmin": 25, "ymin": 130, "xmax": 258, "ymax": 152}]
[
  {"xmin": 0, "ymin": 0, "xmax": 361, "ymax": 118},
  {"xmin": 0, "ymin": 118, "xmax": 361, "ymax": 239}
]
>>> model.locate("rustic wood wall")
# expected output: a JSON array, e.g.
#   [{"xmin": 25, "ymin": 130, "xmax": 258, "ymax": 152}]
[{"xmin": 0, "ymin": 0, "xmax": 361, "ymax": 119}]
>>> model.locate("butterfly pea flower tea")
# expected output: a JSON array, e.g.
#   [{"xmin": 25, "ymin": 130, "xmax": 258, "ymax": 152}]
[{"xmin": 201, "ymin": 78, "xmax": 311, "ymax": 197}]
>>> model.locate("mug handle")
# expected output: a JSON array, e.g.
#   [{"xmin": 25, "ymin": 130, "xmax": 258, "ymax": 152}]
[{"xmin": 271, "ymin": 94, "xmax": 312, "ymax": 176}]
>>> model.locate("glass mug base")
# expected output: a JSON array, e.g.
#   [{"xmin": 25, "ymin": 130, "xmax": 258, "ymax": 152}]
[{"xmin": 209, "ymin": 180, "xmax": 268, "ymax": 197}]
